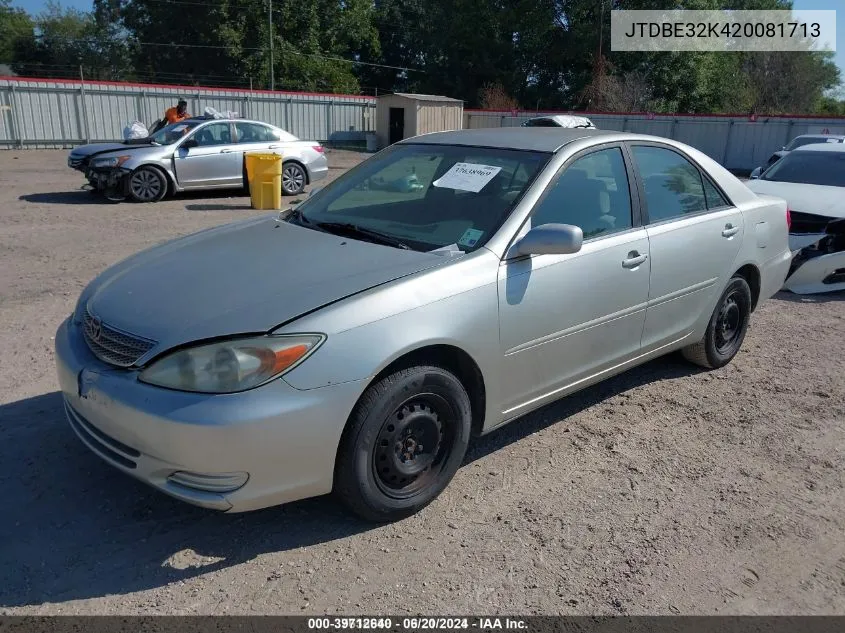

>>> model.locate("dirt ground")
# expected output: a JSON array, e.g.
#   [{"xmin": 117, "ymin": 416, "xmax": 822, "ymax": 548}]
[{"xmin": 0, "ymin": 149, "xmax": 843, "ymax": 616}]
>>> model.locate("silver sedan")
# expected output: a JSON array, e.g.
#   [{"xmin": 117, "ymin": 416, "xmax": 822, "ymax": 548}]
[
  {"xmin": 55, "ymin": 128, "xmax": 792, "ymax": 522},
  {"xmin": 67, "ymin": 117, "xmax": 328, "ymax": 202}
]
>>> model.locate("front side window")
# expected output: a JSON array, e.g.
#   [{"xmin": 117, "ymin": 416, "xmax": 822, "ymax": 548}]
[
  {"xmin": 151, "ymin": 121, "xmax": 201, "ymax": 145},
  {"xmin": 530, "ymin": 147, "xmax": 633, "ymax": 239},
  {"xmin": 761, "ymin": 150, "xmax": 845, "ymax": 187},
  {"xmin": 292, "ymin": 143, "xmax": 550, "ymax": 252},
  {"xmin": 631, "ymin": 145, "xmax": 707, "ymax": 223},
  {"xmin": 190, "ymin": 122, "xmax": 232, "ymax": 147},
  {"xmin": 523, "ymin": 118, "xmax": 559, "ymax": 128}
]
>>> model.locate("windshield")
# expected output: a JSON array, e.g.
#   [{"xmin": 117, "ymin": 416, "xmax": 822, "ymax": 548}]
[
  {"xmin": 761, "ymin": 150, "xmax": 845, "ymax": 187},
  {"xmin": 150, "ymin": 121, "xmax": 201, "ymax": 145},
  {"xmin": 291, "ymin": 143, "xmax": 550, "ymax": 252},
  {"xmin": 785, "ymin": 136, "xmax": 840, "ymax": 151}
]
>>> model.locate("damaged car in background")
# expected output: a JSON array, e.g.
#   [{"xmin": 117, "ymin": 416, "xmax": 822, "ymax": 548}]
[
  {"xmin": 67, "ymin": 116, "xmax": 327, "ymax": 202},
  {"xmin": 747, "ymin": 143, "xmax": 845, "ymax": 294}
]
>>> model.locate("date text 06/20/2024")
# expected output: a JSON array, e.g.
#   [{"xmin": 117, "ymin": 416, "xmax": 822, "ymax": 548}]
[{"xmin": 307, "ymin": 618, "xmax": 528, "ymax": 631}]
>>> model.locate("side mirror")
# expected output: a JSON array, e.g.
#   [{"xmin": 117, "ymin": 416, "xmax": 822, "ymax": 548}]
[
  {"xmin": 512, "ymin": 223, "xmax": 583, "ymax": 257},
  {"xmin": 309, "ymin": 187, "xmax": 322, "ymax": 198},
  {"xmin": 749, "ymin": 168, "xmax": 761, "ymax": 180},
  {"xmin": 182, "ymin": 138, "xmax": 198, "ymax": 149}
]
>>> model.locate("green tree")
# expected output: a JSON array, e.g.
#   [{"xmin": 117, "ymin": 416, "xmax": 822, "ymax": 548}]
[
  {"xmin": 10, "ymin": 1, "xmax": 131, "ymax": 80},
  {"xmin": 0, "ymin": 0, "xmax": 33, "ymax": 64}
]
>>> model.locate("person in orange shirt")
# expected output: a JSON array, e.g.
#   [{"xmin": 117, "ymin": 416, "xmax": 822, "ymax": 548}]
[{"xmin": 164, "ymin": 98, "xmax": 190, "ymax": 124}]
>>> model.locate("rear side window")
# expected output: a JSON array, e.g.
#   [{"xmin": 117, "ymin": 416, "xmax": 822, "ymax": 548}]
[
  {"xmin": 631, "ymin": 145, "xmax": 707, "ymax": 223},
  {"xmin": 235, "ymin": 122, "xmax": 279, "ymax": 143},
  {"xmin": 702, "ymin": 177, "xmax": 730, "ymax": 209},
  {"xmin": 531, "ymin": 147, "xmax": 633, "ymax": 239}
]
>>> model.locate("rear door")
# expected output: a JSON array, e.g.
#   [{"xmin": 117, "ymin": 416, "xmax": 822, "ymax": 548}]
[
  {"xmin": 627, "ymin": 143, "xmax": 744, "ymax": 351},
  {"xmin": 174, "ymin": 122, "xmax": 241, "ymax": 188},
  {"xmin": 497, "ymin": 144, "xmax": 651, "ymax": 417}
]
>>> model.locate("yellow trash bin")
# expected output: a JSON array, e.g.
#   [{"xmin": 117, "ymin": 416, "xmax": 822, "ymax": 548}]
[{"xmin": 246, "ymin": 152, "xmax": 283, "ymax": 210}]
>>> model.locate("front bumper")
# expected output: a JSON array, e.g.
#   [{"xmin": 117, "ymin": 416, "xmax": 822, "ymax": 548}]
[
  {"xmin": 55, "ymin": 317, "xmax": 365, "ymax": 512},
  {"xmin": 68, "ymin": 155, "xmax": 87, "ymax": 172},
  {"xmin": 86, "ymin": 165, "xmax": 130, "ymax": 193}
]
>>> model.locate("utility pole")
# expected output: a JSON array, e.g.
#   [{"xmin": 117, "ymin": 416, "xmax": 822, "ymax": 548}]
[{"xmin": 269, "ymin": 0, "xmax": 274, "ymax": 91}]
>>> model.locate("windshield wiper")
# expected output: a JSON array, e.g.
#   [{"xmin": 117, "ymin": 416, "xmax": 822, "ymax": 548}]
[{"xmin": 314, "ymin": 222, "xmax": 411, "ymax": 250}]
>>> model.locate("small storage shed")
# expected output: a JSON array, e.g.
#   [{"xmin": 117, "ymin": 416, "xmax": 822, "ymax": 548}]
[{"xmin": 375, "ymin": 93, "xmax": 464, "ymax": 149}]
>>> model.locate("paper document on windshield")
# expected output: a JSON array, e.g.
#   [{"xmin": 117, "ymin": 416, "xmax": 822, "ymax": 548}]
[
  {"xmin": 433, "ymin": 163, "xmax": 502, "ymax": 193},
  {"xmin": 430, "ymin": 243, "xmax": 464, "ymax": 256}
]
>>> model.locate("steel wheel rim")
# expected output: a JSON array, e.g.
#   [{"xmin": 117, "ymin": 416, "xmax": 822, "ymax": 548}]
[
  {"xmin": 131, "ymin": 170, "xmax": 162, "ymax": 201},
  {"xmin": 372, "ymin": 393, "xmax": 456, "ymax": 500},
  {"xmin": 715, "ymin": 290, "xmax": 743, "ymax": 354},
  {"xmin": 282, "ymin": 165, "xmax": 305, "ymax": 193}
]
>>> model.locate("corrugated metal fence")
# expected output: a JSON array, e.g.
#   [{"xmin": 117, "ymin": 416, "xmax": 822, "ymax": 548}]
[
  {"xmin": 0, "ymin": 77, "xmax": 377, "ymax": 148},
  {"xmin": 464, "ymin": 110, "xmax": 845, "ymax": 171},
  {"xmin": 4, "ymin": 76, "xmax": 845, "ymax": 172}
]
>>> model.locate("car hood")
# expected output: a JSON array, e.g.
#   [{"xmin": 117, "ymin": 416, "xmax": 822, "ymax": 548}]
[
  {"xmin": 746, "ymin": 180, "xmax": 845, "ymax": 220},
  {"xmin": 70, "ymin": 139, "xmax": 159, "ymax": 157},
  {"xmin": 84, "ymin": 215, "xmax": 451, "ymax": 356}
]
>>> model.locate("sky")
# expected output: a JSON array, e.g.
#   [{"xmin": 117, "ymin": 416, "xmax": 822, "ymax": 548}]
[{"xmin": 9, "ymin": 0, "xmax": 845, "ymax": 87}]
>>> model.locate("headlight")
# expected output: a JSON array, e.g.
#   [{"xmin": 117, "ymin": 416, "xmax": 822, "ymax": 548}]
[
  {"xmin": 138, "ymin": 334, "xmax": 324, "ymax": 394},
  {"xmin": 92, "ymin": 155, "xmax": 131, "ymax": 168}
]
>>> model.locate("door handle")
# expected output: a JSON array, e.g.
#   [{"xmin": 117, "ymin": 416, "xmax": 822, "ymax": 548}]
[
  {"xmin": 722, "ymin": 224, "xmax": 740, "ymax": 238},
  {"xmin": 269, "ymin": 144, "xmax": 283, "ymax": 149},
  {"xmin": 622, "ymin": 251, "xmax": 648, "ymax": 269},
  {"xmin": 220, "ymin": 149, "xmax": 235, "ymax": 154}
]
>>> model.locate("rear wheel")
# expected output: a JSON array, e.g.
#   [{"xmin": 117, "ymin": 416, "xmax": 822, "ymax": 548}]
[
  {"xmin": 682, "ymin": 276, "xmax": 752, "ymax": 369},
  {"xmin": 129, "ymin": 166, "xmax": 167, "ymax": 203},
  {"xmin": 334, "ymin": 365, "xmax": 472, "ymax": 522},
  {"xmin": 282, "ymin": 162, "xmax": 307, "ymax": 196}
]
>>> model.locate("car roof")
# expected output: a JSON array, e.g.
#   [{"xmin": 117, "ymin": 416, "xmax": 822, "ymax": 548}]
[
  {"xmin": 792, "ymin": 142, "xmax": 845, "ymax": 153},
  {"xmin": 400, "ymin": 127, "xmax": 619, "ymax": 152},
  {"xmin": 183, "ymin": 117, "xmax": 273, "ymax": 126},
  {"xmin": 794, "ymin": 134, "xmax": 845, "ymax": 140}
]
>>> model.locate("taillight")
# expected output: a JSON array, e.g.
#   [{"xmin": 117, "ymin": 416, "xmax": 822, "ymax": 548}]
[
  {"xmin": 313, "ymin": 145, "xmax": 324, "ymax": 153},
  {"xmin": 786, "ymin": 207, "xmax": 791, "ymax": 231}
]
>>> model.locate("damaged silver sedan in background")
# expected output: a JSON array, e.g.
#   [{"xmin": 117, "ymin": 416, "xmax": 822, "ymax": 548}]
[{"xmin": 747, "ymin": 143, "xmax": 845, "ymax": 294}]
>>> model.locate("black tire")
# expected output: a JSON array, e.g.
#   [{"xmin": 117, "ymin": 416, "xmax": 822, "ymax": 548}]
[
  {"xmin": 128, "ymin": 166, "xmax": 168, "ymax": 203},
  {"xmin": 334, "ymin": 365, "xmax": 472, "ymax": 522},
  {"xmin": 282, "ymin": 161, "xmax": 307, "ymax": 196},
  {"xmin": 682, "ymin": 276, "xmax": 752, "ymax": 369}
]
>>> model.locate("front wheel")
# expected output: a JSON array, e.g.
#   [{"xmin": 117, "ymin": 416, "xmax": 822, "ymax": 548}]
[
  {"xmin": 128, "ymin": 166, "xmax": 168, "ymax": 203},
  {"xmin": 334, "ymin": 365, "xmax": 472, "ymax": 522},
  {"xmin": 282, "ymin": 162, "xmax": 307, "ymax": 196},
  {"xmin": 682, "ymin": 276, "xmax": 752, "ymax": 369}
]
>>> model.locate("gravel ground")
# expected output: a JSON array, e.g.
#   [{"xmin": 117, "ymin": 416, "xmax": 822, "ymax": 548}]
[{"xmin": 0, "ymin": 149, "xmax": 843, "ymax": 616}]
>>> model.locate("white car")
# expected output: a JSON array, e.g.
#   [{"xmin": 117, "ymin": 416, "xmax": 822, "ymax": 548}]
[
  {"xmin": 746, "ymin": 143, "xmax": 845, "ymax": 294},
  {"xmin": 521, "ymin": 115, "xmax": 596, "ymax": 129},
  {"xmin": 748, "ymin": 134, "xmax": 845, "ymax": 179}
]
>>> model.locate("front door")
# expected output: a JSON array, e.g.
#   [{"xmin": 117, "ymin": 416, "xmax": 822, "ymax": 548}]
[
  {"xmin": 389, "ymin": 108, "xmax": 405, "ymax": 145},
  {"xmin": 497, "ymin": 144, "xmax": 651, "ymax": 418},
  {"xmin": 627, "ymin": 143, "xmax": 745, "ymax": 351},
  {"xmin": 174, "ymin": 122, "xmax": 241, "ymax": 188}
]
